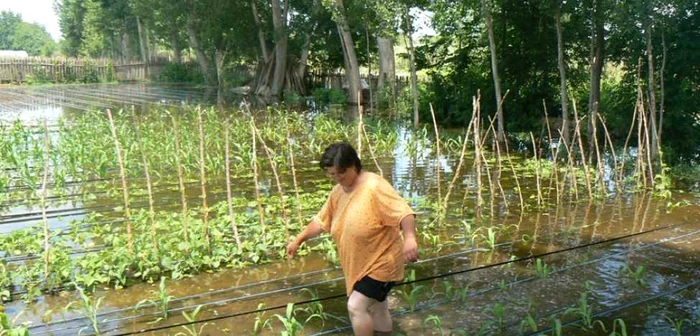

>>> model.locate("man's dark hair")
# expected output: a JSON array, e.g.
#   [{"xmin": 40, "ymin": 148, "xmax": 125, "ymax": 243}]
[{"xmin": 319, "ymin": 142, "xmax": 362, "ymax": 172}]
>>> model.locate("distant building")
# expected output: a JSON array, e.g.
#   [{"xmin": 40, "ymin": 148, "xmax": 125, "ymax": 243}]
[{"xmin": 0, "ymin": 50, "xmax": 29, "ymax": 58}]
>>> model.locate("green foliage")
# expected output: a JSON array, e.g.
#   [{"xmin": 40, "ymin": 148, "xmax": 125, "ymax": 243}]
[
  {"xmin": 64, "ymin": 284, "xmax": 104, "ymax": 335},
  {"xmin": 312, "ymin": 88, "xmax": 347, "ymax": 105},
  {"xmin": 26, "ymin": 65, "xmax": 53, "ymax": 85},
  {"xmin": 157, "ymin": 63, "xmax": 204, "ymax": 84},
  {"xmin": 0, "ymin": 11, "xmax": 56, "ymax": 56},
  {"xmin": 80, "ymin": 60, "xmax": 101, "ymax": 83},
  {"xmin": 175, "ymin": 305, "xmax": 209, "ymax": 336},
  {"xmin": 0, "ymin": 310, "xmax": 29, "ymax": 336}
]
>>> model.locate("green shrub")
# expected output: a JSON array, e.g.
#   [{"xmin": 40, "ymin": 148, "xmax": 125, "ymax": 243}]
[
  {"xmin": 26, "ymin": 65, "xmax": 52, "ymax": 85},
  {"xmin": 157, "ymin": 63, "xmax": 204, "ymax": 83},
  {"xmin": 80, "ymin": 60, "xmax": 101, "ymax": 83},
  {"xmin": 312, "ymin": 87, "xmax": 346, "ymax": 104}
]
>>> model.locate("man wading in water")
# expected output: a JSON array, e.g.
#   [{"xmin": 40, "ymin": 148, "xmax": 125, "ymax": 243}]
[{"xmin": 287, "ymin": 142, "xmax": 418, "ymax": 336}]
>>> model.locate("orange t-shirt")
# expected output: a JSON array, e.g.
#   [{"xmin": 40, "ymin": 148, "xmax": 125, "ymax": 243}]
[{"xmin": 312, "ymin": 172, "xmax": 416, "ymax": 297}]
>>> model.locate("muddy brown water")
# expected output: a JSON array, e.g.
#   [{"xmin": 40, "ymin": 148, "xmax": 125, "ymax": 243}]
[{"xmin": 1, "ymin": 84, "xmax": 700, "ymax": 335}]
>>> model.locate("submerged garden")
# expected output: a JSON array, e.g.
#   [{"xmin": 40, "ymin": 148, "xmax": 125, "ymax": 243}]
[{"xmin": 2, "ymin": 0, "xmax": 700, "ymax": 335}]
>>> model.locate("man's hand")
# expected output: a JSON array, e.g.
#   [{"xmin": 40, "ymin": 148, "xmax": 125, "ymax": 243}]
[
  {"xmin": 286, "ymin": 240, "xmax": 300, "ymax": 258},
  {"xmin": 402, "ymin": 236, "xmax": 418, "ymax": 262}
]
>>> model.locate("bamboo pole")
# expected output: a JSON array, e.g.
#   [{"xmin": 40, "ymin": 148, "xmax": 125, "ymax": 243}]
[
  {"xmin": 224, "ymin": 118, "xmax": 242, "ymax": 249},
  {"xmin": 501, "ymin": 126, "xmax": 525, "ymax": 214},
  {"xmin": 429, "ymin": 104, "xmax": 442, "ymax": 222},
  {"xmin": 473, "ymin": 99, "xmax": 484, "ymax": 209},
  {"xmin": 486, "ymin": 116, "xmax": 508, "ymax": 209},
  {"xmin": 530, "ymin": 132, "xmax": 543, "ymax": 207},
  {"xmin": 107, "ymin": 109, "xmax": 133, "ymax": 254},
  {"xmin": 542, "ymin": 102, "xmax": 561, "ymax": 204},
  {"xmin": 41, "ymin": 117, "xmax": 51, "ymax": 279},
  {"xmin": 357, "ymin": 92, "xmax": 363, "ymax": 159},
  {"xmin": 591, "ymin": 106, "xmax": 605, "ymax": 196},
  {"xmin": 132, "ymin": 107, "xmax": 158, "ymax": 253},
  {"xmin": 442, "ymin": 113, "xmax": 475, "ymax": 216},
  {"xmin": 361, "ymin": 123, "xmax": 383, "ymax": 176},
  {"xmin": 250, "ymin": 117, "xmax": 266, "ymax": 236},
  {"xmin": 557, "ymin": 127, "xmax": 579, "ymax": 200},
  {"xmin": 170, "ymin": 113, "xmax": 189, "ymax": 243},
  {"xmin": 597, "ymin": 113, "xmax": 621, "ymax": 194},
  {"xmin": 252, "ymin": 117, "xmax": 290, "ymax": 239},
  {"xmin": 197, "ymin": 107, "xmax": 210, "ymax": 247},
  {"xmin": 572, "ymin": 101, "xmax": 593, "ymax": 199},
  {"xmin": 284, "ymin": 117, "xmax": 304, "ymax": 227}
]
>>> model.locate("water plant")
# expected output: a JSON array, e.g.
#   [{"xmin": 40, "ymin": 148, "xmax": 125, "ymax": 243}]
[
  {"xmin": 0, "ymin": 309, "xmax": 29, "ymax": 336},
  {"xmin": 619, "ymin": 263, "xmax": 647, "ymax": 286},
  {"xmin": 423, "ymin": 314, "xmax": 445, "ymax": 335},
  {"xmin": 175, "ymin": 305, "xmax": 209, "ymax": 336},
  {"xmin": 535, "ymin": 258, "xmax": 553, "ymax": 279},
  {"xmin": 134, "ymin": 277, "xmax": 174, "ymax": 321},
  {"xmin": 272, "ymin": 303, "xmax": 314, "ymax": 336},
  {"xmin": 64, "ymin": 284, "xmax": 104, "ymax": 335},
  {"xmin": 253, "ymin": 303, "xmax": 273, "ymax": 334},
  {"xmin": 564, "ymin": 292, "xmax": 605, "ymax": 331},
  {"xmin": 519, "ymin": 313, "xmax": 538, "ymax": 333}
]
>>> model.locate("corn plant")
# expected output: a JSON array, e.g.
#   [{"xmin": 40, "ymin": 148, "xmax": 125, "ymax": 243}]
[
  {"xmin": 175, "ymin": 305, "xmax": 209, "ymax": 336},
  {"xmin": 609, "ymin": 318, "xmax": 628, "ymax": 336},
  {"xmin": 664, "ymin": 315, "xmax": 691, "ymax": 336},
  {"xmin": 253, "ymin": 303, "xmax": 273, "ymax": 334},
  {"xmin": 619, "ymin": 264, "xmax": 647, "ymax": 286},
  {"xmin": 564, "ymin": 292, "xmax": 605, "ymax": 331},
  {"xmin": 423, "ymin": 315, "xmax": 445, "ymax": 335},
  {"xmin": 64, "ymin": 284, "xmax": 104, "ymax": 335},
  {"xmin": 0, "ymin": 310, "xmax": 29, "ymax": 336},
  {"xmin": 482, "ymin": 303, "xmax": 505, "ymax": 330},
  {"xmin": 134, "ymin": 277, "xmax": 174, "ymax": 321},
  {"xmin": 519, "ymin": 314, "xmax": 538, "ymax": 333},
  {"xmin": 272, "ymin": 303, "xmax": 309, "ymax": 336},
  {"xmin": 535, "ymin": 258, "xmax": 552, "ymax": 279}
]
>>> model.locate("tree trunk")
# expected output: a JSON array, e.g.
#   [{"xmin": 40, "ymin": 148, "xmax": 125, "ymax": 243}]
[
  {"xmin": 172, "ymin": 31, "xmax": 181, "ymax": 63},
  {"xmin": 215, "ymin": 44, "xmax": 226, "ymax": 87},
  {"xmin": 645, "ymin": 16, "xmax": 659, "ymax": 158},
  {"xmin": 658, "ymin": 28, "xmax": 666, "ymax": 146},
  {"xmin": 555, "ymin": 5, "xmax": 570, "ymax": 146},
  {"xmin": 121, "ymin": 32, "xmax": 131, "ymax": 62},
  {"xmin": 270, "ymin": 0, "xmax": 288, "ymax": 96},
  {"xmin": 297, "ymin": 31, "xmax": 312, "ymax": 79},
  {"xmin": 483, "ymin": 0, "xmax": 504, "ymax": 141},
  {"xmin": 377, "ymin": 35, "xmax": 396, "ymax": 100},
  {"xmin": 405, "ymin": 7, "xmax": 420, "ymax": 126},
  {"xmin": 333, "ymin": 0, "xmax": 361, "ymax": 104},
  {"xmin": 136, "ymin": 17, "xmax": 150, "ymax": 77},
  {"xmin": 251, "ymin": 0, "xmax": 270, "ymax": 62},
  {"xmin": 588, "ymin": 0, "xmax": 604, "ymax": 145},
  {"xmin": 187, "ymin": 16, "xmax": 215, "ymax": 85}
]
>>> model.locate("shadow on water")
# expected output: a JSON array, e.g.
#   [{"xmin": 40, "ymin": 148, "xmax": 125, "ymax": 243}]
[{"xmin": 1, "ymin": 84, "xmax": 699, "ymax": 335}]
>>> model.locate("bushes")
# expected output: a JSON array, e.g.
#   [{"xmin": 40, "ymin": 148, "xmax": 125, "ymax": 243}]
[
  {"xmin": 312, "ymin": 87, "xmax": 347, "ymax": 104},
  {"xmin": 157, "ymin": 63, "xmax": 204, "ymax": 84}
]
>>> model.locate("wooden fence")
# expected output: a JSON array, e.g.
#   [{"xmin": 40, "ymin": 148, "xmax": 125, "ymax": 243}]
[
  {"xmin": 306, "ymin": 71, "xmax": 410, "ymax": 91},
  {"xmin": 0, "ymin": 57, "xmax": 166, "ymax": 83}
]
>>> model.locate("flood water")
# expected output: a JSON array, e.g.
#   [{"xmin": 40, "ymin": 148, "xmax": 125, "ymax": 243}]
[{"xmin": 1, "ymin": 84, "xmax": 699, "ymax": 335}]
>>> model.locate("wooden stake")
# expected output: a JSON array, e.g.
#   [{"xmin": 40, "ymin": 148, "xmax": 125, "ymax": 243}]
[
  {"xmin": 41, "ymin": 117, "xmax": 51, "ymax": 280},
  {"xmin": 284, "ymin": 117, "xmax": 304, "ymax": 227},
  {"xmin": 250, "ymin": 117, "xmax": 265, "ymax": 235},
  {"xmin": 107, "ymin": 109, "xmax": 133, "ymax": 254},
  {"xmin": 224, "ymin": 118, "xmax": 242, "ymax": 249},
  {"xmin": 132, "ymin": 106, "xmax": 157, "ymax": 253},
  {"xmin": 429, "ymin": 104, "xmax": 442, "ymax": 222},
  {"xmin": 197, "ymin": 107, "xmax": 210, "ymax": 247},
  {"xmin": 170, "ymin": 113, "xmax": 189, "ymax": 243},
  {"xmin": 252, "ymin": 117, "xmax": 290, "ymax": 239}
]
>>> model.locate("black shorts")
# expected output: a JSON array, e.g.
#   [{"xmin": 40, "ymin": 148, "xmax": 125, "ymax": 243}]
[{"xmin": 353, "ymin": 275, "xmax": 395, "ymax": 302}]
